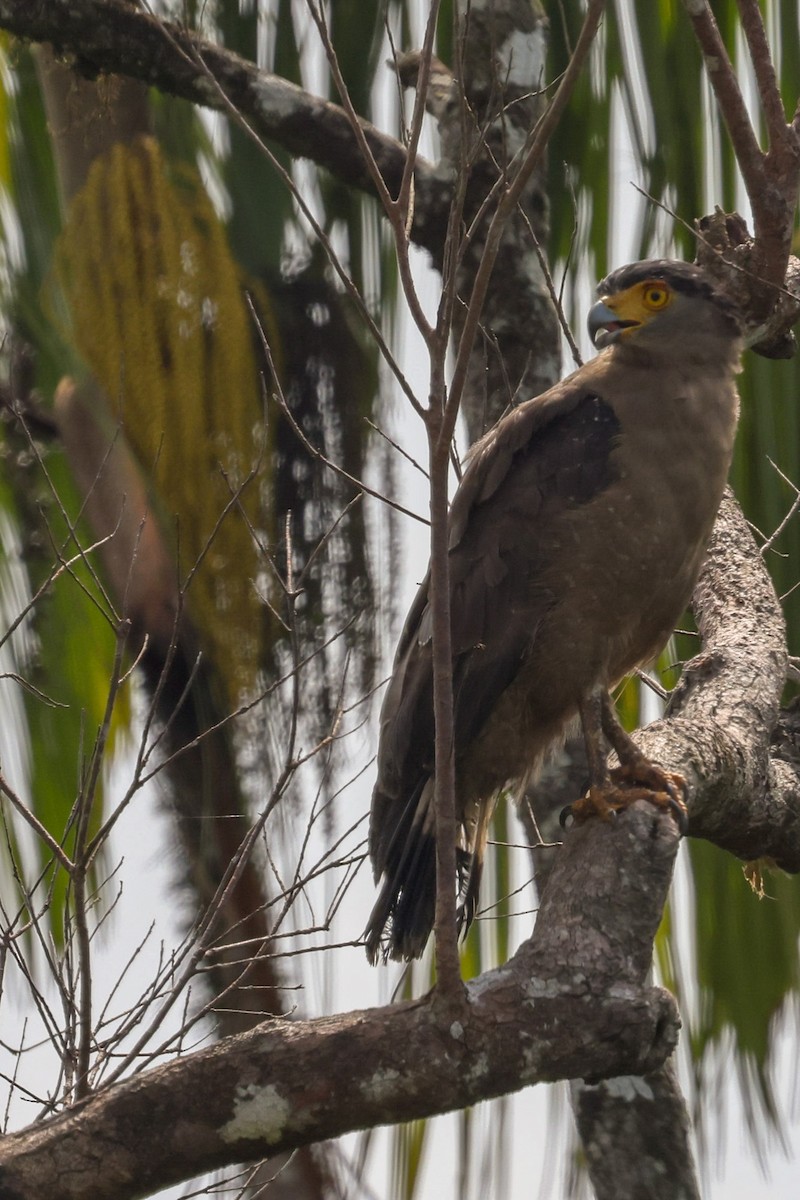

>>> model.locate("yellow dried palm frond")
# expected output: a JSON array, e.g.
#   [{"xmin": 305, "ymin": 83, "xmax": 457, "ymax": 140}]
[{"xmin": 52, "ymin": 135, "xmax": 277, "ymax": 702}]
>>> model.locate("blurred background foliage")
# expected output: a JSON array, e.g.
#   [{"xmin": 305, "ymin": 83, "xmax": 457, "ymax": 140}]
[{"xmin": 0, "ymin": 2, "xmax": 798, "ymax": 1198}]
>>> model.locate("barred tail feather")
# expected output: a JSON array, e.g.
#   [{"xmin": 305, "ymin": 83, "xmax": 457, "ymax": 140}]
[
  {"xmin": 365, "ymin": 780, "xmax": 490, "ymax": 962},
  {"xmin": 365, "ymin": 832, "xmax": 437, "ymax": 963}
]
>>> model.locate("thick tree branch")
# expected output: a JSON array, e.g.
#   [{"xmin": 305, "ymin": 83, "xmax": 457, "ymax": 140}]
[
  {"xmin": 571, "ymin": 1061, "xmax": 700, "ymax": 1200},
  {"xmin": 0, "ymin": 804, "xmax": 681, "ymax": 1200},
  {"xmin": 629, "ymin": 490, "xmax": 797, "ymax": 867},
  {"xmin": 0, "ymin": 0, "xmax": 449, "ymax": 260}
]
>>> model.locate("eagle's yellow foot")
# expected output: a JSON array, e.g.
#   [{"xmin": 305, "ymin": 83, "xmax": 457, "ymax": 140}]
[
  {"xmin": 610, "ymin": 760, "xmax": 687, "ymax": 821},
  {"xmin": 560, "ymin": 766, "xmax": 688, "ymax": 833}
]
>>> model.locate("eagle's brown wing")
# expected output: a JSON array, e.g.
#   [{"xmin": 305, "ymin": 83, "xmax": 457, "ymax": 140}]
[{"xmin": 366, "ymin": 370, "xmax": 622, "ymax": 961}]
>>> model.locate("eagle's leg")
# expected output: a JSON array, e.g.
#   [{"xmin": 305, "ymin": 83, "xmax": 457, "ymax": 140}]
[
  {"xmin": 599, "ymin": 692, "xmax": 687, "ymax": 821},
  {"xmin": 562, "ymin": 691, "xmax": 688, "ymax": 830}
]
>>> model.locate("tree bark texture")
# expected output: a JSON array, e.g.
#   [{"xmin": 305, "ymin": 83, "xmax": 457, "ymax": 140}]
[
  {"xmin": 571, "ymin": 1061, "xmax": 700, "ymax": 1200},
  {"xmin": 450, "ymin": 0, "xmax": 560, "ymax": 437}
]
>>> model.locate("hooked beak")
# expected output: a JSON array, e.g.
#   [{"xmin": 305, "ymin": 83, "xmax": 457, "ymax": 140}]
[{"xmin": 588, "ymin": 299, "xmax": 640, "ymax": 349}]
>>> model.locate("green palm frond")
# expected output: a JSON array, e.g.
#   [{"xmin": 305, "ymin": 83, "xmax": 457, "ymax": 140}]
[{"xmin": 0, "ymin": 43, "xmax": 135, "ymax": 942}]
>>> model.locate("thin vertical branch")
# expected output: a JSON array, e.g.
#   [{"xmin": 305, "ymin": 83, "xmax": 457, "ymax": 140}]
[
  {"xmin": 303, "ymin": 0, "xmax": 441, "ymax": 347},
  {"xmin": 679, "ymin": 0, "xmax": 764, "ymax": 197},
  {"xmin": 70, "ymin": 617, "xmax": 130, "ymax": 1101},
  {"xmin": 681, "ymin": 0, "xmax": 800, "ymax": 291},
  {"xmin": 735, "ymin": 0, "xmax": 788, "ymax": 147},
  {"xmin": 427, "ymin": 341, "xmax": 463, "ymax": 1001}
]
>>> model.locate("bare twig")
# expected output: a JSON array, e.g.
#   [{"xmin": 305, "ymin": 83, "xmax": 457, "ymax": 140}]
[
  {"xmin": 760, "ymin": 457, "xmax": 800, "ymax": 558},
  {"xmin": 679, "ymin": 1, "xmax": 764, "ymax": 198},
  {"xmin": 424, "ymin": 0, "xmax": 607, "ymax": 1004},
  {"xmin": 735, "ymin": 0, "xmax": 790, "ymax": 149},
  {"xmin": 681, "ymin": 0, "xmax": 800, "ymax": 290},
  {"xmin": 0, "ymin": 776, "xmax": 73, "ymax": 872}
]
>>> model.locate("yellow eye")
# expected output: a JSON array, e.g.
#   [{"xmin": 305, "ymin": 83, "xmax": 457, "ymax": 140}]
[{"xmin": 642, "ymin": 283, "xmax": 670, "ymax": 310}]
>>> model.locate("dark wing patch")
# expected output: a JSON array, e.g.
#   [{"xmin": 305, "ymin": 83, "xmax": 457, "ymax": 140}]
[
  {"xmin": 446, "ymin": 391, "xmax": 621, "ymax": 744},
  {"xmin": 378, "ymin": 388, "xmax": 621, "ymax": 792}
]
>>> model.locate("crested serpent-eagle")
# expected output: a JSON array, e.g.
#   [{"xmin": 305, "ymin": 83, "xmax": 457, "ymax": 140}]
[{"xmin": 366, "ymin": 259, "xmax": 743, "ymax": 963}]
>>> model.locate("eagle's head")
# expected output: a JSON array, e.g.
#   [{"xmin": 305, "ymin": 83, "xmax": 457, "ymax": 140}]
[{"xmin": 588, "ymin": 259, "xmax": 743, "ymax": 355}]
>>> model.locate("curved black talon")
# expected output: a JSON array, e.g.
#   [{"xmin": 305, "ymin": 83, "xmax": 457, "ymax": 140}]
[
  {"xmin": 664, "ymin": 779, "xmax": 681, "ymax": 804},
  {"xmin": 668, "ymin": 795, "xmax": 689, "ymax": 835},
  {"xmin": 559, "ymin": 803, "xmax": 574, "ymax": 829}
]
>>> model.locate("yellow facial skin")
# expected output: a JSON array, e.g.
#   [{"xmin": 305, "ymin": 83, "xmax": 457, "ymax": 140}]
[{"xmin": 588, "ymin": 279, "xmax": 675, "ymax": 349}]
